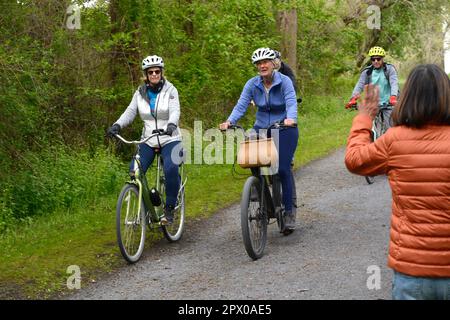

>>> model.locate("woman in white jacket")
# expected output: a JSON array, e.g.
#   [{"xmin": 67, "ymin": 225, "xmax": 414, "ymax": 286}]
[{"xmin": 107, "ymin": 55, "xmax": 182, "ymax": 225}]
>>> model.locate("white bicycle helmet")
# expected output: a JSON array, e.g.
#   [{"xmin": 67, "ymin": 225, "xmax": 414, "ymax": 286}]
[
  {"xmin": 142, "ymin": 55, "xmax": 164, "ymax": 70},
  {"xmin": 251, "ymin": 47, "xmax": 276, "ymax": 64},
  {"xmin": 272, "ymin": 49, "xmax": 281, "ymax": 59}
]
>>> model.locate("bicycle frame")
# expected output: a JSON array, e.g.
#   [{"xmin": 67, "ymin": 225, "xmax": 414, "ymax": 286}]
[
  {"xmin": 130, "ymin": 152, "xmax": 162, "ymax": 224},
  {"xmin": 258, "ymin": 122, "xmax": 295, "ymax": 220},
  {"xmin": 226, "ymin": 122, "xmax": 294, "ymax": 220},
  {"xmin": 372, "ymin": 104, "xmax": 393, "ymax": 141},
  {"xmin": 255, "ymin": 167, "xmax": 279, "ymax": 220},
  {"xmin": 355, "ymin": 103, "xmax": 393, "ymax": 185},
  {"xmin": 124, "ymin": 144, "xmax": 187, "ymax": 225},
  {"xmin": 115, "ymin": 133, "xmax": 165, "ymax": 225},
  {"xmin": 348, "ymin": 103, "xmax": 393, "ymax": 141}
]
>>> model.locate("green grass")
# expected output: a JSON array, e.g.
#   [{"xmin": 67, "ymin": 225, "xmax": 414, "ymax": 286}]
[{"xmin": 0, "ymin": 93, "xmax": 355, "ymax": 299}]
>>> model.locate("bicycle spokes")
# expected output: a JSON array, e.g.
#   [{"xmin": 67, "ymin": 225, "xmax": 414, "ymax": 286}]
[
  {"xmin": 161, "ymin": 186, "xmax": 185, "ymax": 242},
  {"xmin": 123, "ymin": 191, "xmax": 141, "ymax": 251},
  {"xmin": 248, "ymin": 204, "xmax": 264, "ymax": 246},
  {"xmin": 248, "ymin": 196, "xmax": 267, "ymax": 252},
  {"xmin": 117, "ymin": 185, "xmax": 146, "ymax": 263}
]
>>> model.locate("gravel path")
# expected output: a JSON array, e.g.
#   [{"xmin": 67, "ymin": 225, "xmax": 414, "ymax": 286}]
[{"xmin": 69, "ymin": 148, "xmax": 393, "ymax": 300}]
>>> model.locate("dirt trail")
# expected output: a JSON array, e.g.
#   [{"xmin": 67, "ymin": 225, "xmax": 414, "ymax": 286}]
[{"xmin": 69, "ymin": 148, "xmax": 392, "ymax": 300}]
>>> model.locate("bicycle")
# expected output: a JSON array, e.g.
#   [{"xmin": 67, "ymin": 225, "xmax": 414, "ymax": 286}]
[
  {"xmin": 112, "ymin": 130, "xmax": 187, "ymax": 263},
  {"xmin": 349, "ymin": 102, "xmax": 393, "ymax": 184},
  {"xmin": 224, "ymin": 122, "xmax": 298, "ymax": 260}
]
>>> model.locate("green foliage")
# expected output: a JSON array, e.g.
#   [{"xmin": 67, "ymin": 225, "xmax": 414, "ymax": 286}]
[
  {"xmin": 0, "ymin": 0, "xmax": 448, "ymax": 299},
  {"xmin": 0, "ymin": 0, "xmax": 448, "ymax": 233},
  {"xmin": 0, "ymin": 147, "xmax": 123, "ymax": 233}
]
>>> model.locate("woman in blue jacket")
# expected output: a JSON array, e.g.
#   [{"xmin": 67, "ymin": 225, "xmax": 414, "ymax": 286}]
[{"xmin": 220, "ymin": 47, "xmax": 299, "ymax": 231}]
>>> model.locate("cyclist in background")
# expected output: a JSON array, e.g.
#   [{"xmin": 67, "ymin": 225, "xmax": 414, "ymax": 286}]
[
  {"xmin": 272, "ymin": 49, "xmax": 298, "ymax": 95},
  {"xmin": 107, "ymin": 55, "xmax": 182, "ymax": 225},
  {"xmin": 219, "ymin": 47, "xmax": 298, "ymax": 232},
  {"xmin": 345, "ymin": 46, "xmax": 399, "ymax": 130}
]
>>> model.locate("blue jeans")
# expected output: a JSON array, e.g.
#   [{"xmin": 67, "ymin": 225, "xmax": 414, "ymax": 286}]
[
  {"xmin": 130, "ymin": 141, "xmax": 182, "ymax": 207},
  {"xmin": 392, "ymin": 271, "xmax": 450, "ymax": 300}
]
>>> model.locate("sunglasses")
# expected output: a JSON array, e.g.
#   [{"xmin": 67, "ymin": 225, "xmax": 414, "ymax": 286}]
[
  {"xmin": 147, "ymin": 69, "xmax": 161, "ymax": 75},
  {"xmin": 371, "ymin": 57, "xmax": 382, "ymax": 62}
]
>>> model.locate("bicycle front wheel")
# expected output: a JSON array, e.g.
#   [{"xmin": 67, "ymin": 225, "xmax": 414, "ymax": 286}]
[
  {"xmin": 116, "ymin": 184, "xmax": 146, "ymax": 264},
  {"xmin": 365, "ymin": 128, "xmax": 376, "ymax": 185},
  {"xmin": 162, "ymin": 185, "xmax": 185, "ymax": 242},
  {"xmin": 365, "ymin": 176, "xmax": 375, "ymax": 184},
  {"xmin": 241, "ymin": 176, "xmax": 267, "ymax": 260}
]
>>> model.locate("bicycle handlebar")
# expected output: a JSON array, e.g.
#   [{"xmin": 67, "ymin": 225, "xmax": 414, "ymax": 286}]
[
  {"xmin": 113, "ymin": 130, "xmax": 168, "ymax": 145},
  {"xmin": 220, "ymin": 121, "xmax": 297, "ymax": 132},
  {"xmin": 219, "ymin": 124, "xmax": 244, "ymax": 132},
  {"xmin": 348, "ymin": 103, "xmax": 393, "ymax": 111},
  {"xmin": 378, "ymin": 103, "xmax": 394, "ymax": 110},
  {"xmin": 267, "ymin": 121, "xmax": 297, "ymax": 130}
]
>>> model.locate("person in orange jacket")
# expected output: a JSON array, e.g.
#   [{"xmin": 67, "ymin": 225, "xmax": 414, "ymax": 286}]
[{"xmin": 345, "ymin": 64, "xmax": 450, "ymax": 300}]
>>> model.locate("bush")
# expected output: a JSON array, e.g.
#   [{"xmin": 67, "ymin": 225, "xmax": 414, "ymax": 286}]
[{"xmin": 0, "ymin": 146, "xmax": 124, "ymax": 233}]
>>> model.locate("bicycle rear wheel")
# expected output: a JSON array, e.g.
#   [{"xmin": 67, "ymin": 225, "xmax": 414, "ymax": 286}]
[
  {"xmin": 116, "ymin": 184, "xmax": 146, "ymax": 264},
  {"xmin": 291, "ymin": 168, "xmax": 297, "ymax": 215},
  {"xmin": 162, "ymin": 184, "xmax": 185, "ymax": 242},
  {"xmin": 272, "ymin": 175, "xmax": 285, "ymax": 233},
  {"xmin": 241, "ymin": 176, "xmax": 267, "ymax": 260}
]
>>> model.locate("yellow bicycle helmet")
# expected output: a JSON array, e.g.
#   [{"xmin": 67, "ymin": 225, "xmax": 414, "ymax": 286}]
[{"xmin": 368, "ymin": 46, "xmax": 386, "ymax": 57}]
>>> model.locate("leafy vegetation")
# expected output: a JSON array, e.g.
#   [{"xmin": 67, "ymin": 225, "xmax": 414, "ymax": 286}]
[
  {"xmin": 0, "ymin": 92, "xmax": 354, "ymax": 299},
  {"xmin": 0, "ymin": 0, "xmax": 448, "ymax": 298}
]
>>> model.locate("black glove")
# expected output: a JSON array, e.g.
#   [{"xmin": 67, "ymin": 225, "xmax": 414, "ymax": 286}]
[
  {"xmin": 166, "ymin": 123, "xmax": 177, "ymax": 136},
  {"xmin": 107, "ymin": 123, "xmax": 121, "ymax": 138}
]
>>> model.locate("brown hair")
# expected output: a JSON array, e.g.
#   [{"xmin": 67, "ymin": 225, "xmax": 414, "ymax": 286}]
[{"xmin": 392, "ymin": 64, "xmax": 450, "ymax": 128}]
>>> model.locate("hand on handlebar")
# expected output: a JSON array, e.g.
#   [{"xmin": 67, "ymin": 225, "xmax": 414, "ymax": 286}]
[
  {"xmin": 389, "ymin": 95, "xmax": 397, "ymax": 107},
  {"xmin": 283, "ymin": 118, "xmax": 296, "ymax": 127},
  {"xmin": 107, "ymin": 123, "xmax": 121, "ymax": 138},
  {"xmin": 219, "ymin": 121, "xmax": 231, "ymax": 131},
  {"xmin": 345, "ymin": 94, "xmax": 360, "ymax": 109},
  {"xmin": 269, "ymin": 119, "xmax": 297, "ymax": 129},
  {"xmin": 114, "ymin": 128, "xmax": 170, "ymax": 145},
  {"xmin": 166, "ymin": 123, "xmax": 177, "ymax": 136}
]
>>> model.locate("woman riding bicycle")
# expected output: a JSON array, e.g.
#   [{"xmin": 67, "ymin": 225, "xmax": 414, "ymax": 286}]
[
  {"xmin": 220, "ymin": 47, "xmax": 298, "ymax": 231},
  {"xmin": 107, "ymin": 55, "xmax": 182, "ymax": 225}
]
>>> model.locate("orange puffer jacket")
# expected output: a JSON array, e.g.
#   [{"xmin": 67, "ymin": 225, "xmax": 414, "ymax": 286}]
[{"xmin": 345, "ymin": 114, "xmax": 450, "ymax": 277}]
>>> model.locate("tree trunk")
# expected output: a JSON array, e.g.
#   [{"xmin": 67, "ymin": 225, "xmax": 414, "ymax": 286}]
[
  {"xmin": 181, "ymin": 0, "xmax": 194, "ymax": 53},
  {"xmin": 277, "ymin": 8, "xmax": 298, "ymax": 76},
  {"xmin": 109, "ymin": 0, "xmax": 140, "ymax": 87},
  {"xmin": 356, "ymin": 28, "xmax": 381, "ymax": 68},
  {"xmin": 109, "ymin": 0, "xmax": 120, "ymax": 87},
  {"xmin": 356, "ymin": 0, "xmax": 396, "ymax": 69}
]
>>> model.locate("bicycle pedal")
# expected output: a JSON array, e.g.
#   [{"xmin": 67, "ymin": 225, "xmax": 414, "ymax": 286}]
[{"xmin": 160, "ymin": 217, "xmax": 173, "ymax": 226}]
